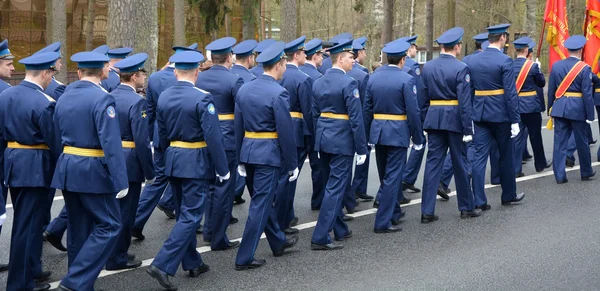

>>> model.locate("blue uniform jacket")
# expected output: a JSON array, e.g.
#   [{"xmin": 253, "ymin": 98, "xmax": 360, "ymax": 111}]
[
  {"xmin": 112, "ymin": 84, "xmax": 156, "ymax": 183},
  {"xmin": 364, "ymin": 65, "xmax": 423, "ymax": 147},
  {"xmin": 0, "ymin": 81, "xmax": 61, "ymax": 188},
  {"xmin": 300, "ymin": 63, "xmax": 322, "ymax": 85},
  {"xmin": 0, "ymin": 80, "xmax": 10, "ymax": 191},
  {"xmin": 157, "ymin": 81, "xmax": 228, "ymax": 179},
  {"xmin": 234, "ymin": 74, "xmax": 298, "ymax": 171},
  {"xmin": 461, "ymin": 50, "xmax": 481, "ymax": 66},
  {"xmin": 469, "ymin": 47, "xmax": 520, "ymax": 123},
  {"xmin": 592, "ymin": 74, "xmax": 600, "ymax": 106},
  {"xmin": 45, "ymin": 78, "xmax": 66, "ymax": 101},
  {"xmin": 312, "ymin": 68, "xmax": 367, "ymax": 156},
  {"xmin": 422, "ymin": 54, "xmax": 473, "ymax": 135},
  {"xmin": 0, "ymin": 80, "xmax": 9, "ymax": 92},
  {"xmin": 353, "ymin": 63, "xmax": 369, "ymax": 74},
  {"xmin": 319, "ymin": 57, "xmax": 333, "ymax": 75},
  {"xmin": 52, "ymin": 80, "xmax": 128, "ymax": 193},
  {"xmin": 280, "ymin": 64, "xmax": 315, "ymax": 147},
  {"xmin": 195, "ymin": 65, "xmax": 244, "ymax": 151},
  {"xmin": 100, "ymin": 68, "xmax": 120, "ymax": 92},
  {"xmin": 249, "ymin": 64, "xmax": 264, "ymax": 76},
  {"xmin": 405, "ymin": 57, "xmax": 427, "ymax": 122},
  {"xmin": 147, "ymin": 66, "xmax": 177, "ymax": 144},
  {"xmin": 513, "ymin": 57, "xmax": 545, "ymax": 113},
  {"xmin": 231, "ymin": 64, "xmax": 257, "ymax": 83},
  {"xmin": 548, "ymin": 57, "xmax": 595, "ymax": 121}
]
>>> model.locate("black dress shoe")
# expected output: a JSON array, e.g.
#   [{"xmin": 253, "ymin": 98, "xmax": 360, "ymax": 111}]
[
  {"xmin": 273, "ymin": 236, "xmax": 299, "ymax": 256},
  {"xmin": 523, "ymin": 154, "xmax": 533, "ymax": 161},
  {"xmin": 374, "ymin": 225, "xmax": 402, "ymax": 233},
  {"xmin": 475, "ymin": 204, "xmax": 492, "ymax": 211},
  {"xmin": 557, "ymin": 179, "xmax": 569, "ymax": 184},
  {"xmin": 516, "ymin": 172, "xmax": 525, "ymax": 178},
  {"xmin": 34, "ymin": 283, "xmax": 51, "ymax": 291},
  {"xmin": 566, "ymin": 158, "xmax": 575, "ymax": 168},
  {"xmin": 346, "ymin": 207, "xmax": 356, "ymax": 214},
  {"xmin": 591, "ymin": 139, "xmax": 598, "ymax": 145},
  {"xmin": 501, "ymin": 192, "xmax": 525, "ymax": 205},
  {"xmin": 229, "ymin": 217, "xmax": 239, "ymax": 224},
  {"xmin": 373, "ymin": 200, "xmax": 379, "ymax": 208},
  {"xmin": 211, "ymin": 240, "xmax": 240, "ymax": 251},
  {"xmin": 106, "ymin": 259, "xmax": 142, "ymax": 271},
  {"xmin": 283, "ymin": 228, "xmax": 299, "ymax": 235},
  {"xmin": 342, "ymin": 215, "xmax": 354, "ymax": 222},
  {"xmin": 157, "ymin": 205, "xmax": 176, "ymax": 219},
  {"xmin": 310, "ymin": 242, "xmax": 344, "ymax": 250},
  {"xmin": 421, "ymin": 214, "xmax": 439, "ymax": 224},
  {"xmin": 437, "ymin": 183, "xmax": 449, "ymax": 197},
  {"xmin": 128, "ymin": 253, "xmax": 136, "ymax": 261},
  {"xmin": 233, "ymin": 196, "xmax": 246, "ymax": 205},
  {"xmin": 391, "ymin": 211, "xmax": 405, "ymax": 225},
  {"xmin": 290, "ymin": 216, "xmax": 299, "ymax": 226},
  {"xmin": 188, "ymin": 263, "xmax": 210, "ymax": 278},
  {"xmin": 196, "ymin": 225, "xmax": 203, "ymax": 234},
  {"xmin": 491, "ymin": 181, "xmax": 501, "ymax": 185},
  {"xmin": 358, "ymin": 193, "xmax": 374, "ymax": 201},
  {"xmin": 335, "ymin": 230, "xmax": 353, "ymax": 241},
  {"xmin": 58, "ymin": 284, "xmax": 75, "ymax": 291},
  {"xmin": 437, "ymin": 189, "xmax": 450, "ymax": 200},
  {"xmin": 0, "ymin": 263, "xmax": 7, "ymax": 272},
  {"xmin": 235, "ymin": 258, "xmax": 266, "ymax": 270},
  {"xmin": 460, "ymin": 210, "xmax": 481, "ymax": 219},
  {"xmin": 43, "ymin": 231, "xmax": 67, "ymax": 252},
  {"xmin": 34, "ymin": 271, "xmax": 51, "ymax": 283},
  {"xmin": 147, "ymin": 265, "xmax": 177, "ymax": 291},
  {"xmin": 536, "ymin": 161, "xmax": 552, "ymax": 173},
  {"xmin": 399, "ymin": 197, "xmax": 411, "ymax": 205},
  {"xmin": 402, "ymin": 182, "xmax": 421, "ymax": 193},
  {"xmin": 311, "ymin": 206, "xmax": 320, "ymax": 211},
  {"xmin": 132, "ymin": 228, "xmax": 145, "ymax": 240},
  {"xmin": 582, "ymin": 171, "xmax": 596, "ymax": 181}
]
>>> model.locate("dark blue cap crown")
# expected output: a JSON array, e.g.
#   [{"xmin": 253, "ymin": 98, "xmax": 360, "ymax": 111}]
[
  {"xmin": 114, "ymin": 53, "xmax": 148, "ymax": 73},
  {"xmin": 233, "ymin": 40, "xmax": 258, "ymax": 56}
]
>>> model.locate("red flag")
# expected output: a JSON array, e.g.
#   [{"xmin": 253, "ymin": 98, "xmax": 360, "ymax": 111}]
[
  {"xmin": 544, "ymin": 0, "xmax": 570, "ymax": 70},
  {"xmin": 584, "ymin": 0, "xmax": 600, "ymax": 74}
]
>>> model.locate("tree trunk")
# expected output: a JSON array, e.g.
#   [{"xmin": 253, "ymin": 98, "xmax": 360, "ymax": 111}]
[
  {"xmin": 425, "ymin": 0, "xmax": 434, "ymax": 61},
  {"xmin": 409, "ymin": 0, "xmax": 416, "ymax": 35},
  {"xmin": 447, "ymin": 0, "xmax": 455, "ymax": 29},
  {"xmin": 242, "ymin": 0, "xmax": 255, "ymax": 40},
  {"xmin": 524, "ymin": 0, "xmax": 537, "ymax": 37},
  {"xmin": 260, "ymin": 0, "xmax": 265, "ymax": 40},
  {"xmin": 134, "ymin": 0, "xmax": 158, "ymax": 74},
  {"xmin": 174, "ymin": 0, "xmax": 186, "ymax": 46},
  {"xmin": 268, "ymin": 10, "xmax": 272, "ymax": 38},
  {"xmin": 48, "ymin": 0, "xmax": 66, "ymax": 82},
  {"xmin": 280, "ymin": 0, "xmax": 297, "ymax": 42},
  {"xmin": 107, "ymin": 0, "xmax": 136, "ymax": 47},
  {"xmin": 85, "ymin": 0, "xmax": 95, "ymax": 50},
  {"xmin": 382, "ymin": 0, "xmax": 394, "ymax": 44},
  {"xmin": 296, "ymin": 0, "xmax": 302, "ymax": 37}
]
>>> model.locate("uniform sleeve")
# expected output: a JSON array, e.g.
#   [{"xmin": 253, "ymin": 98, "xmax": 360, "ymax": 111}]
[
  {"xmin": 232, "ymin": 77, "xmax": 244, "ymax": 102},
  {"xmin": 502, "ymin": 58, "xmax": 520, "ymax": 123},
  {"xmin": 532, "ymin": 64, "xmax": 546, "ymax": 88},
  {"xmin": 299, "ymin": 77, "xmax": 314, "ymax": 137},
  {"xmin": 37, "ymin": 101, "xmax": 61, "ymax": 162},
  {"xmin": 94, "ymin": 94, "xmax": 128, "ymax": 191},
  {"xmin": 363, "ymin": 80, "xmax": 374, "ymax": 141},
  {"xmin": 311, "ymin": 81, "xmax": 321, "ymax": 136},
  {"xmin": 53, "ymin": 84, "xmax": 66, "ymax": 101},
  {"xmin": 404, "ymin": 77, "xmax": 424, "ymax": 145},
  {"xmin": 199, "ymin": 95, "xmax": 229, "ymax": 176},
  {"xmin": 234, "ymin": 97, "xmax": 244, "ymax": 164},
  {"xmin": 581, "ymin": 67, "xmax": 595, "ymax": 121},
  {"xmin": 146, "ymin": 81, "xmax": 158, "ymax": 139},
  {"xmin": 274, "ymin": 90, "xmax": 298, "ymax": 172},
  {"xmin": 457, "ymin": 66, "xmax": 473, "ymax": 135},
  {"xmin": 156, "ymin": 99, "xmax": 170, "ymax": 152},
  {"xmin": 421, "ymin": 68, "xmax": 430, "ymax": 119},
  {"xmin": 344, "ymin": 79, "xmax": 367, "ymax": 155},
  {"xmin": 130, "ymin": 98, "xmax": 155, "ymax": 180},
  {"xmin": 413, "ymin": 64, "xmax": 427, "ymax": 122},
  {"xmin": 547, "ymin": 70, "xmax": 557, "ymax": 114}
]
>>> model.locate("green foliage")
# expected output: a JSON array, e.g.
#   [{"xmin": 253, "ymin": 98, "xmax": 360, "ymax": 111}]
[{"xmin": 188, "ymin": 0, "xmax": 231, "ymax": 33}]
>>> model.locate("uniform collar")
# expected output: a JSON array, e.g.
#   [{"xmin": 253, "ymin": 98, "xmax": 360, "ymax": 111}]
[
  {"xmin": 304, "ymin": 62, "xmax": 317, "ymax": 69},
  {"xmin": 516, "ymin": 56, "xmax": 527, "ymax": 59},
  {"xmin": 259, "ymin": 74, "xmax": 276, "ymax": 81},
  {"xmin": 568, "ymin": 56, "xmax": 581, "ymax": 60},
  {"xmin": 233, "ymin": 63, "xmax": 250, "ymax": 71},
  {"xmin": 330, "ymin": 66, "xmax": 346, "ymax": 74},
  {"xmin": 439, "ymin": 52, "xmax": 456, "ymax": 58},
  {"xmin": 22, "ymin": 79, "xmax": 44, "ymax": 91},
  {"xmin": 210, "ymin": 64, "xmax": 229, "ymax": 71},
  {"xmin": 178, "ymin": 80, "xmax": 195, "ymax": 86},
  {"xmin": 120, "ymin": 83, "xmax": 136, "ymax": 92},
  {"xmin": 287, "ymin": 63, "xmax": 299, "ymax": 69}
]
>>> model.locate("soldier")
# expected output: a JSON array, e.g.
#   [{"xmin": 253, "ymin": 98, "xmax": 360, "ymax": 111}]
[
  {"xmin": 34, "ymin": 42, "xmax": 65, "ymax": 100},
  {"xmin": 363, "ymin": 40, "xmax": 422, "ymax": 232},
  {"xmin": 146, "ymin": 51, "xmax": 230, "ymax": 290},
  {"xmin": 548, "ymin": 35, "xmax": 596, "ymax": 183},
  {"xmin": 195, "ymin": 37, "xmax": 243, "ymax": 250},
  {"xmin": 0, "ymin": 51, "xmax": 61, "ymax": 291},
  {"xmin": 53, "ymin": 51, "xmax": 128, "ymax": 291},
  {"xmin": 234, "ymin": 41, "xmax": 299, "ymax": 270},
  {"xmin": 319, "ymin": 32, "xmax": 352, "ymax": 74},
  {"xmin": 353, "ymin": 37, "xmax": 369, "ymax": 74},
  {"xmin": 100, "ymin": 47, "xmax": 133, "ymax": 92},
  {"xmin": 0, "ymin": 38, "xmax": 14, "ymax": 273},
  {"xmin": 105, "ymin": 53, "xmax": 156, "ymax": 271},
  {"xmin": 469, "ymin": 23, "xmax": 525, "ymax": 210},
  {"xmin": 311, "ymin": 39, "xmax": 367, "ymax": 250},
  {"xmin": 249, "ymin": 39, "xmax": 276, "ymax": 76},
  {"xmin": 462, "ymin": 32, "xmax": 488, "ymax": 64},
  {"xmin": 420, "ymin": 27, "xmax": 479, "ymax": 222}
]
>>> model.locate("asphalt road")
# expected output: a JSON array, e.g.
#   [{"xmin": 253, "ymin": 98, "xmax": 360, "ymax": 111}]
[{"xmin": 1, "ymin": 121, "xmax": 600, "ymax": 291}]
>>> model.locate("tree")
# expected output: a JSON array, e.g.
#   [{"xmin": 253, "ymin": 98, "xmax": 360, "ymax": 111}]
[
  {"xmin": 280, "ymin": 0, "xmax": 297, "ymax": 42},
  {"xmin": 174, "ymin": 0, "xmax": 186, "ymax": 46},
  {"xmin": 409, "ymin": 0, "xmax": 416, "ymax": 35},
  {"xmin": 188, "ymin": 0, "xmax": 231, "ymax": 34},
  {"xmin": 85, "ymin": 0, "xmax": 95, "ymax": 51},
  {"xmin": 447, "ymin": 0, "xmax": 455, "ymax": 29},
  {"xmin": 107, "ymin": 0, "xmax": 136, "ymax": 47},
  {"xmin": 47, "ymin": 0, "xmax": 67, "ymax": 82},
  {"xmin": 134, "ymin": 0, "xmax": 159, "ymax": 74},
  {"xmin": 242, "ymin": 0, "xmax": 256, "ymax": 39},
  {"xmin": 425, "ymin": 0, "xmax": 433, "ymax": 61},
  {"xmin": 382, "ymin": 0, "xmax": 394, "ymax": 44}
]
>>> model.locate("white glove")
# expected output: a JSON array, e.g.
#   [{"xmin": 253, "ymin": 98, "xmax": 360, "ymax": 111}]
[
  {"xmin": 317, "ymin": 152, "xmax": 320, "ymax": 159},
  {"xmin": 413, "ymin": 144, "xmax": 423, "ymax": 151},
  {"xmin": 356, "ymin": 154, "xmax": 367, "ymax": 165},
  {"xmin": 462, "ymin": 135, "xmax": 473, "ymax": 143},
  {"xmin": 145, "ymin": 177, "xmax": 156, "ymax": 185},
  {"xmin": 237, "ymin": 165, "xmax": 247, "ymax": 177},
  {"xmin": 510, "ymin": 123, "xmax": 520, "ymax": 138},
  {"xmin": 116, "ymin": 188, "xmax": 129, "ymax": 199},
  {"xmin": 472, "ymin": 121, "xmax": 475, "ymax": 134},
  {"xmin": 217, "ymin": 171, "xmax": 231, "ymax": 183},
  {"xmin": 368, "ymin": 143, "xmax": 375, "ymax": 148},
  {"xmin": 0, "ymin": 213, "xmax": 5, "ymax": 226},
  {"xmin": 423, "ymin": 131, "xmax": 428, "ymax": 137},
  {"xmin": 586, "ymin": 120, "xmax": 593, "ymax": 124},
  {"xmin": 288, "ymin": 167, "xmax": 299, "ymax": 182},
  {"xmin": 535, "ymin": 58, "xmax": 541, "ymax": 68}
]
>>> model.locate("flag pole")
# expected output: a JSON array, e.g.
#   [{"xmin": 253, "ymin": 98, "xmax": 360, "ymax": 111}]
[{"xmin": 537, "ymin": 20, "xmax": 547, "ymax": 59}]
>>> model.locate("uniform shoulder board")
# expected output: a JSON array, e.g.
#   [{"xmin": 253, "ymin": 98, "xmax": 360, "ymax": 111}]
[
  {"xmin": 37, "ymin": 89, "xmax": 55, "ymax": 102},
  {"xmin": 193, "ymin": 87, "xmax": 210, "ymax": 94},
  {"xmin": 55, "ymin": 79, "xmax": 64, "ymax": 85}
]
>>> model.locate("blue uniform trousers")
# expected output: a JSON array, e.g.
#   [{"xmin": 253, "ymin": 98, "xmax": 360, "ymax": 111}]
[
  {"xmin": 373, "ymin": 145, "xmax": 405, "ymax": 230},
  {"xmin": 421, "ymin": 131, "xmax": 474, "ymax": 215},
  {"xmin": 514, "ymin": 113, "xmax": 548, "ymax": 173},
  {"xmin": 31, "ymin": 188, "xmax": 55, "ymax": 278},
  {"xmin": 521, "ymin": 127, "xmax": 531, "ymax": 159},
  {"xmin": 552, "ymin": 117, "xmax": 594, "ymax": 182},
  {"xmin": 348, "ymin": 146, "xmax": 370, "ymax": 197},
  {"xmin": 311, "ymin": 152, "xmax": 351, "ymax": 245},
  {"xmin": 596, "ymin": 106, "xmax": 600, "ymax": 161},
  {"xmin": 235, "ymin": 165, "xmax": 286, "ymax": 265},
  {"xmin": 490, "ymin": 141, "xmax": 500, "ymax": 184},
  {"xmin": 106, "ymin": 183, "xmax": 142, "ymax": 269},
  {"xmin": 0, "ymin": 184, "xmax": 7, "ymax": 235},
  {"xmin": 204, "ymin": 150, "xmax": 237, "ymax": 249},
  {"xmin": 234, "ymin": 173, "xmax": 252, "ymax": 199},
  {"xmin": 403, "ymin": 138, "xmax": 426, "ymax": 185},
  {"xmin": 274, "ymin": 146, "xmax": 308, "ymax": 230},
  {"xmin": 152, "ymin": 177, "xmax": 207, "ymax": 276},
  {"xmin": 309, "ymin": 149, "xmax": 325, "ymax": 210},
  {"xmin": 566, "ymin": 133, "xmax": 577, "ymax": 163},
  {"xmin": 472, "ymin": 121, "xmax": 517, "ymax": 206},
  {"xmin": 46, "ymin": 205, "xmax": 68, "ymax": 238},
  {"xmin": 134, "ymin": 148, "xmax": 174, "ymax": 232},
  {"xmin": 7, "ymin": 187, "xmax": 49, "ymax": 291},
  {"xmin": 440, "ymin": 142, "xmax": 473, "ymax": 188},
  {"xmin": 61, "ymin": 191, "xmax": 121, "ymax": 291}
]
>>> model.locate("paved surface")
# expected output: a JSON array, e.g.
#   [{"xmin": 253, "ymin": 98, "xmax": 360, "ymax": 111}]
[{"xmin": 1, "ymin": 122, "xmax": 600, "ymax": 291}]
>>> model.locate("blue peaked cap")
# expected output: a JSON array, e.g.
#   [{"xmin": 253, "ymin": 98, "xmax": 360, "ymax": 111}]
[
  {"xmin": 206, "ymin": 37, "xmax": 237, "ymax": 54},
  {"xmin": 19, "ymin": 52, "xmax": 60, "ymax": 70},
  {"xmin": 71, "ymin": 51, "xmax": 110, "ymax": 69},
  {"xmin": 169, "ymin": 50, "xmax": 205, "ymax": 70},
  {"xmin": 256, "ymin": 41, "xmax": 286, "ymax": 66},
  {"xmin": 233, "ymin": 40, "xmax": 257, "ymax": 56},
  {"xmin": 114, "ymin": 53, "xmax": 148, "ymax": 73}
]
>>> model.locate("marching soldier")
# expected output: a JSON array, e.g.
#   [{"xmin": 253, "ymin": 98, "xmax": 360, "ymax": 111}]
[
  {"xmin": 420, "ymin": 27, "xmax": 479, "ymax": 222},
  {"xmin": 319, "ymin": 32, "xmax": 352, "ymax": 74},
  {"xmin": 1, "ymin": 51, "xmax": 61, "ymax": 291},
  {"xmin": 234, "ymin": 41, "xmax": 299, "ymax": 270},
  {"xmin": 53, "ymin": 51, "xmax": 128, "ymax": 291},
  {"xmin": 147, "ymin": 51, "xmax": 230, "ymax": 290},
  {"xmin": 462, "ymin": 32, "xmax": 488, "ymax": 64},
  {"xmin": 548, "ymin": 35, "xmax": 596, "ymax": 183},
  {"xmin": 363, "ymin": 40, "xmax": 422, "ymax": 232},
  {"xmin": 249, "ymin": 39, "xmax": 276, "ymax": 76},
  {"xmin": 469, "ymin": 23, "xmax": 525, "ymax": 209},
  {"xmin": 311, "ymin": 39, "xmax": 367, "ymax": 250},
  {"xmin": 34, "ymin": 42, "xmax": 65, "ymax": 100},
  {"xmin": 353, "ymin": 37, "xmax": 369, "ymax": 74},
  {"xmin": 101, "ymin": 47, "xmax": 133, "ymax": 92},
  {"xmin": 0, "ymin": 38, "xmax": 14, "ymax": 273},
  {"xmin": 105, "ymin": 53, "xmax": 155, "ymax": 271}
]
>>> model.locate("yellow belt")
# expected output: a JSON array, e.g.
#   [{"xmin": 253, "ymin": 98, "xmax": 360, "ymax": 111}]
[
  {"xmin": 170, "ymin": 141, "xmax": 207, "ymax": 148},
  {"xmin": 475, "ymin": 89, "xmax": 505, "ymax": 96},
  {"xmin": 430, "ymin": 100, "xmax": 459, "ymax": 106},
  {"xmin": 564, "ymin": 92, "xmax": 583, "ymax": 97},
  {"xmin": 290, "ymin": 112, "xmax": 303, "ymax": 118},
  {"xmin": 7, "ymin": 142, "xmax": 49, "ymax": 150},
  {"xmin": 373, "ymin": 114, "xmax": 407, "ymax": 120},
  {"xmin": 595, "ymin": 88, "xmax": 600, "ymax": 93},
  {"xmin": 63, "ymin": 146, "xmax": 105, "ymax": 157},
  {"xmin": 320, "ymin": 112, "xmax": 349, "ymax": 120},
  {"xmin": 218, "ymin": 114, "xmax": 234, "ymax": 121},
  {"xmin": 121, "ymin": 141, "xmax": 135, "ymax": 148},
  {"xmin": 518, "ymin": 91, "xmax": 537, "ymax": 97},
  {"xmin": 245, "ymin": 131, "xmax": 278, "ymax": 139}
]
